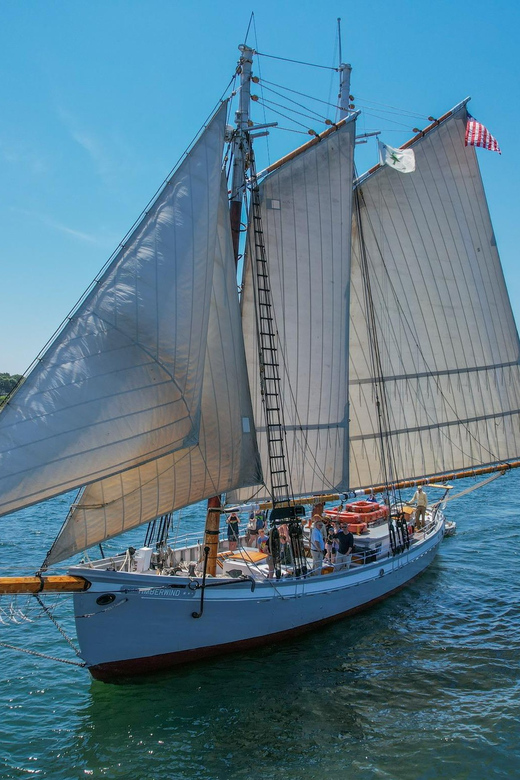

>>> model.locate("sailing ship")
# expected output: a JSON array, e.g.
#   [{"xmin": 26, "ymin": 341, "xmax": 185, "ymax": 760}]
[{"xmin": 1, "ymin": 44, "xmax": 519, "ymax": 681}]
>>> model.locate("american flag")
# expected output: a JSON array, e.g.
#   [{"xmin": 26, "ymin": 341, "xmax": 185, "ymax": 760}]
[{"xmin": 465, "ymin": 113, "xmax": 501, "ymax": 154}]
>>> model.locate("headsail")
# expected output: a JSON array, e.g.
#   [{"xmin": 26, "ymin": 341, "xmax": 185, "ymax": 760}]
[
  {"xmin": 0, "ymin": 104, "xmax": 228, "ymax": 518},
  {"xmin": 46, "ymin": 176, "xmax": 262, "ymax": 564},
  {"xmin": 230, "ymin": 114, "xmax": 357, "ymax": 503},
  {"xmin": 349, "ymin": 101, "xmax": 520, "ymax": 488}
]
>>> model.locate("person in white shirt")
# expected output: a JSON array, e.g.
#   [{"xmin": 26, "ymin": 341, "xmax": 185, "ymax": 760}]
[
  {"xmin": 411, "ymin": 486, "xmax": 428, "ymax": 530},
  {"xmin": 310, "ymin": 518, "xmax": 326, "ymax": 574}
]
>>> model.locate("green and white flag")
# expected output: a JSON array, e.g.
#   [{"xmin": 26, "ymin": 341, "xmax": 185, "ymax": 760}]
[{"xmin": 378, "ymin": 141, "xmax": 415, "ymax": 173}]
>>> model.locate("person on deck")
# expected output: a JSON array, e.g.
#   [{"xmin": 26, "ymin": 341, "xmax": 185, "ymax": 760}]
[
  {"xmin": 247, "ymin": 512, "xmax": 264, "ymax": 547},
  {"xmin": 245, "ymin": 512, "xmax": 256, "ymax": 546},
  {"xmin": 324, "ymin": 519, "xmax": 338, "ymax": 564},
  {"xmin": 257, "ymin": 527, "xmax": 274, "ymax": 578},
  {"xmin": 278, "ymin": 523, "xmax": 291, "ymax": 565},
  {"xmin": 226, "ymin": 512, "xmax": 240, "ymax": 551},
  {"xmin": 257, "ymin": 527, "xmax": 269, "ymax": 551},
  {"xmin": 333, "ymin": 524, "xmax": 354, "ymax": 570},
  {"xmin": 411, "ymin": 486, "xmax": 428, "ymax": 530},
  {"xmin": 310, "ymin": 519, "xmax": 326, "ymax": 574}
]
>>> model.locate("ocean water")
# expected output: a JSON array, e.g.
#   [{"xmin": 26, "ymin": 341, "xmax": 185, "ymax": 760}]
[{"xmin": 1, "ymin": 474, "xmax": 519, "ymax": 779}]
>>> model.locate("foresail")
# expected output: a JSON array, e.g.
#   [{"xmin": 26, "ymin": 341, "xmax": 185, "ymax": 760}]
[
  {"xmin": 0, "ymin": 104, "xmax": 228, "ymax": 518},
  {"xmin": 230, "ymin": 115, "xmax": 357, "ymax": 504},
  {"xmin": 350, "ymin": 102, "xmax": 520, "ymax": 488},
  {"xmin": 46, "ymin": 176, "xmax": 261, "ymax": 564}
]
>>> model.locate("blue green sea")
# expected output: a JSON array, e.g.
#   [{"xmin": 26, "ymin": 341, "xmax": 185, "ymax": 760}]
[{"xmin": 1, "ymin": 472, "xmax": 519, "ymax": 779}]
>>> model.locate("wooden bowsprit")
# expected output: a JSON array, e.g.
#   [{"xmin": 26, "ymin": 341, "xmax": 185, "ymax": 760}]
[{"xmin": 0, "ymin": 575, "xmax": 90, "ymax": 595}]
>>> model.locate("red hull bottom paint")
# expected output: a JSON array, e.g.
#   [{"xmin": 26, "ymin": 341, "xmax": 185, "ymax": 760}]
[{"xmin": 89, "ymin": 575, "xmax": 420, "ymax": 682}]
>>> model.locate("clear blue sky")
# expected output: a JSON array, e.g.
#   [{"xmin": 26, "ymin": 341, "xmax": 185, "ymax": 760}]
[{"xmin": 1, "ymin": 0, "xmax": 519, "ymax": 374}]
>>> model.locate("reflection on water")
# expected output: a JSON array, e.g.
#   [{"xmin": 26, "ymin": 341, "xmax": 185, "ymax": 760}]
[{"xmin": 1, "ymin": 478, "xmax": 520, "ymax": 778}]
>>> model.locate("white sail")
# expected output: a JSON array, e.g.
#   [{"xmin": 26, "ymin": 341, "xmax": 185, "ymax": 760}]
[
  {"xmin": 0, "ymin": 104, "xmax": 228, "ymax": 518},
  {"xmin": 47, "ymin": 177, "xmax": 262, "ymax": 564},
  {"xmin": 349, "ymin": 102, "xmax": 520, "ymax": 488},
  {"xmin": 230, "ymin": 116, "xmax": 357, "ymax": 503}
]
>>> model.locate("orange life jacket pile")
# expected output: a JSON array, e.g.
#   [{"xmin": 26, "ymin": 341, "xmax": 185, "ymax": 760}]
[{"xmin": 324, "ymin": 501, "xmax": 389, "ymax": 534}]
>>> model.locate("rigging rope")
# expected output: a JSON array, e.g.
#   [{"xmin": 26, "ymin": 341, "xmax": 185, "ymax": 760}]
[
  {"xmin": 431, "ymin": 472, "xmax": 504, "ymax": 506},
  {"xmin": 270, "ymin": 126, "xmax": 310, "ymax": 136},
  {"xmin": 258, "ymin": 79, "xmax": 432, "ymax": 125},
  {"xmin": 257, "ymin": 96, "xmax": 329, "ymax": 125},
  {"xmin": 258, "ymin": 83, "xmax": 333, "ymax": 123},
  {"xmin": 254, "ymin": 99, "xmax": 320, "ymax": 133},
  {"xmin": 255, "ymin": 51, "xmax": 337, "ymax": 71},
  {"xmin": 354, "ymin": 96, "xmax": 428, "ymax": 119},
  {"xmin": 244, "ymin": 11, "xmax": 254, "ymax": 44},
  {"xmin": 233, "ymin": 538, "xmax": 299, "ymax": 600},
  {"xmin": 260, "ymin": 78, "xmax": 342, "ymax": 111},
  {"xmin": 357, "ymin": 109, "xmax": 416, "ymax": 130}
]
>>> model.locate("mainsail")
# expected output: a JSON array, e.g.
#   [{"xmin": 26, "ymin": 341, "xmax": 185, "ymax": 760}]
[
  {"xmin": 47, "ymin": 177, "xmax": 262, "ymax": 564},
  {"xmin": 349, "ymin": 101, "xmax": 520, "ymax": 488},
  {"xmin": 0, "ymin": 105, "xmax": 228, "ymax": 518},
  {"xmin": 231, "ymin": 114, "xmax": 357, "ymax": 503}
]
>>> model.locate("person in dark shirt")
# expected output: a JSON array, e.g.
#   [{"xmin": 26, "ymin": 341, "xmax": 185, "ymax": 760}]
[
  {"xmin": 333, "ymin": 524, "xmax": 354, "ymax": 570},
  {"xmin": 324, "ymin": 520, "xmax": 338, "ymax": 564},
  {"xmin": 278, "ymin": 523, "xmax": 291, "ymax": 565},
  {"xmin": 257, "ymin": 527, "xmax": 274, "ymax": 578},
  {"xmin": 226, "ymin": 512, "xmax": 240, "ymax": 551}
]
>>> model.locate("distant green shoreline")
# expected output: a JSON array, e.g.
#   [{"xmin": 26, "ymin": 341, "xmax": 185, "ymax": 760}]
[{"xmin": 0, "ymin": 372, "xmax": 23, "ymax": 402}]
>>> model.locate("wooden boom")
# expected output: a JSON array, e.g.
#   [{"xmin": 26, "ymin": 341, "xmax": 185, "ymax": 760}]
[
  {"xmin": 365, "ymin": 460, "xmax": 520, "ymax": 495},
  {"xmin": 219, "ymin": 461, "xmax": 520, "ymax": 513}
]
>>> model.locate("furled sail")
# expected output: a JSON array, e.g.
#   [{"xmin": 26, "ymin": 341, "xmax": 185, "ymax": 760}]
[
  {"xmin": 0, "ymin": 104, "xmax": 228, "ymax": 518},
  {"xmin": 46, "ymin": 177, "xmax": 262, "ymax": 564},
  {"xmin": 230, "ymin": 114, "xmax": 357, "ymax": 503},
  {"xmin": 349, "ymin": 101, "xmax": 520, "ymax": 488}
]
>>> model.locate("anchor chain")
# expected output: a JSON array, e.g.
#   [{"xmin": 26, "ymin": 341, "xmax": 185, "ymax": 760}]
[
  {"xmin": 35, "ymin": 594, "xmax": 83, "ymax": 657},
  {"xmin": 0, "ymin": 641, "xmax": 86, "ymax": 667}
]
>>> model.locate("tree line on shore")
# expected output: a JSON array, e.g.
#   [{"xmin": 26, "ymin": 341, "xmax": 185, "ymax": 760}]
[{"xmin": 0, "ymin": 372, "xmax": 23, "ymax": 398}]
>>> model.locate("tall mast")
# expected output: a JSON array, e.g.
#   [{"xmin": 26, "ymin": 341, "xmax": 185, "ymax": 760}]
[
  {"xmin": 337, "ymin": 19, "xmax": 352, "ymax": 121},
  {"xmin": 230, "ymin": 44, "xmax": 254, "ymax": 261},
  {"xmin": 203, "ymin": 44, "xmax": 254, "ymax": 576},
  {"xmin": 338, "ymin": 63, "xmax": 352, "ymax": 120}
]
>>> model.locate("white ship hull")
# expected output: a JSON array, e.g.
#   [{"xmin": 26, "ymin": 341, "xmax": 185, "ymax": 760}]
[{"xmin": 70, "ymin": 515, "xmax": 444, "ymax": 681}]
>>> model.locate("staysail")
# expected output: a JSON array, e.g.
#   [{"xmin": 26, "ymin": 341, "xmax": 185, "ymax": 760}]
[
  {"xmin": 349, "ymin": 101, "xmax": 520, "ymax": 488},
  {"xmin": 230, "ymin": 114, "xmax": 357, "ymax": 503},
  {"xmin": 0, "ymin": 104, "xmax": 228, "ymax": 518},
  {"xmin": 46, "ymin": 177, "xmax": 262, "ymax": 564}
]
